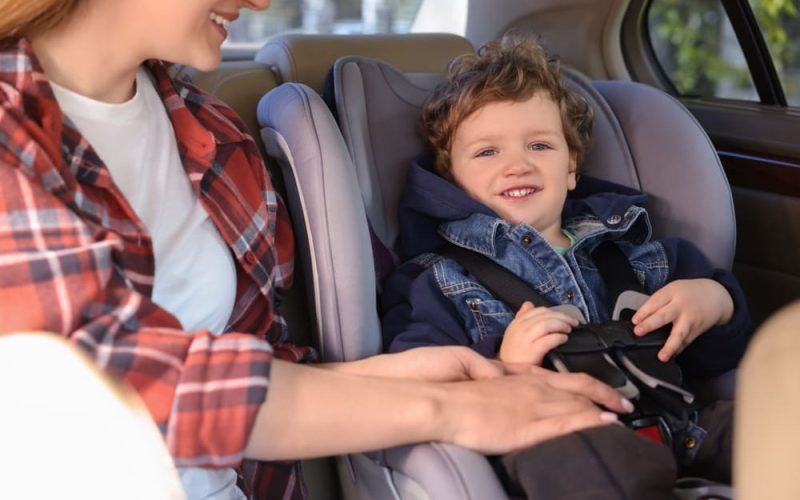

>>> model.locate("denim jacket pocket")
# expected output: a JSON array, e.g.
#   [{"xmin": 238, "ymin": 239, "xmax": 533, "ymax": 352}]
[{"xmin": 464, "ymin": 297, "xmax": 514, "ymax": 341}]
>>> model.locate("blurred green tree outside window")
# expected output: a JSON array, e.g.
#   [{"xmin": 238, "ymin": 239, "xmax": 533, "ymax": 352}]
[{"xmin": 648, "ymin": 0, "xmax": 799, "ymax": 106}]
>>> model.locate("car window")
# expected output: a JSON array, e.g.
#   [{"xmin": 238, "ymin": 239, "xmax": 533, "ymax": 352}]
[
  {"xmin": 646, "ymin": 0, "xmax": 799, "ymax": 106},
  {"xmin": 223, "ymin": 0, "xmax": 469, "ymax": 51},
  {"xmin": 750, "ymin": 1, "xmax": 799, "ymax": 105}
]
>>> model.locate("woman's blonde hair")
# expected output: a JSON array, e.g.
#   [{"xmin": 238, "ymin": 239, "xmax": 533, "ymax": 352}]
[{"xmin": 0, "ymin": 0, "xmax": 82, "ymax": 38}]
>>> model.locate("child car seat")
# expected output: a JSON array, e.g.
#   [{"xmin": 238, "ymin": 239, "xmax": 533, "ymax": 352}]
[
  {"xmin": 258, "ymin": 74, "xmax": 510, "ymax": 500},
  {"xmin": 257, "ymin": 44, "xmax": 737, "ymax": 500}
]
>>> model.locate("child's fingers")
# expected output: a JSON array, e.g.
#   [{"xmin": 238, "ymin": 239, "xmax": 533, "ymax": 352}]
[
  {"xmin": 528, "ymin": 317, "xmax": 577, "ymax": 338},
  {"xmin": 530, "ymin": 333, "xmax": 569, "ymax": 365},
  {"xmin": 657, "ymin": 322, "xmax": 689, "ymax": 361},
  {"xmin": 508, "ymin": 319, "xmax": 573, "ymax": 349},
  {"xmin": 516, "ymin": 304, "xmax": 551, "ymax": 321},
  {"xmin": 633, "ymin": 313, "xmax": 670, "ymax": 336},
  {"xmin": 499, "ymin": 325, "xmax": 569, "ymax": 364},
  {"xmin": 632, "ymin": 290, "xmax": 671, "ymax": 326},
  {"xmin": 517, "ymin": 308, "xmax": 580, "ymax": 327},
  {"xmin": 516, "ymin": 301, "xmax": 535, "ymax": 316},
  {"xmin": 632, "ymin": 303, "xmax": 676, "ymax": 336},
  {"xmin": 657, "ymin": 339, "xmax": 679, "ymax": 362}
]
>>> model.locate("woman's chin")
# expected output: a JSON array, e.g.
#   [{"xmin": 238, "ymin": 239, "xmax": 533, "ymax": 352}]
[{"xmin": 177, "ymin": 46, "xmax": 223, "ymax": 72}]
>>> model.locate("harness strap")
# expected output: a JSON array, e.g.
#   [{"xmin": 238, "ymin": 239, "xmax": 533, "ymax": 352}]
[
  {"xmin": 592, "ymin": 240, "xmax": 644, "ymax": 297},
  {"xmin": 593, "ymin": 241, "xmax": 649, "ymax": 323},
  {"xmin": 439, "ymin": 239, "xmax": 703, "ymax": 462},
  {"xmin": 440, "ymin": 240, "xmax": 632, "ymax": 311},
  {"xmin": 438, "ymin": 244, "xmax": 551, "ymax": 309}
]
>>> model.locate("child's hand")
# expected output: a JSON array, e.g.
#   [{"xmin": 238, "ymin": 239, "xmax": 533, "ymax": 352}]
[
  {"xmin": 631, "ymin": 279, "xmax": 734, "ymax": 362},
  {"xmin": 498, "ymin": 301, "xmax": 579, "ymax": 365}
]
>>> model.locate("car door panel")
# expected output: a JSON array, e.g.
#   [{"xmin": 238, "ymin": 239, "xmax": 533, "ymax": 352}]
[{"xmin": 686, "ymin": 102, "xmax": 800, "ymax": 323}]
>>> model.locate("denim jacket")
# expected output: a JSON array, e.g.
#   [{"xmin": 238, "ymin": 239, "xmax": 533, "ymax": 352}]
[{"xmin": 381, "ymin": 159, "xmax": 753, "ymax": 380}]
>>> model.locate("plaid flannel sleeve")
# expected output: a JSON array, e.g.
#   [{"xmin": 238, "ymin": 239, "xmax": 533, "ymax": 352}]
[{"xmin": 0, "ymin": 162, "xmax": 273, "ymax": 467}]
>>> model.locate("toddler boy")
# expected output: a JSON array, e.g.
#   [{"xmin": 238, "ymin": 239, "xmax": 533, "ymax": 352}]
[{"xmin": 381, "ymin": 35, "xmax": 752, "ymax": 499}]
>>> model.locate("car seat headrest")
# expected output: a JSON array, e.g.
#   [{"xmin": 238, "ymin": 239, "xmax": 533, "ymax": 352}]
[
  {"xmin": 255, "ymin": 33, "xmax": 473, "ymax": 93},
  {"xmin": 330, "ymin": 56, "xmax": 445, "ymax": 250},
  {"xmin": 585, "ymin": 79, "xmax": 736, "ymax": 269}
]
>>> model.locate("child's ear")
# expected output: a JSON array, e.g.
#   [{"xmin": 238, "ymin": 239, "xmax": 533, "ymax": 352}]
[{"xmin": 567, "ymin": 152, "xmax": 578, "ymax": 190}]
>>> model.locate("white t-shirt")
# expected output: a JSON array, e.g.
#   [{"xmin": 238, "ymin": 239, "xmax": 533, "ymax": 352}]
[{"xmin": 51, "ymin": 68, "xmax": 243, "ymax": 499}]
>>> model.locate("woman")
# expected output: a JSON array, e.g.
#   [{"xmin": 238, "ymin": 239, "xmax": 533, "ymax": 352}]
[{"xmin": 0, "ymin": 0, "xmax": 630, "ymax": 498}]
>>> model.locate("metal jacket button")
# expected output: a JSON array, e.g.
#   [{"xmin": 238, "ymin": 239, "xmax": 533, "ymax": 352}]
[
  {"xmin": 565, "ymin": 291, "xmax": 574, "ymax": 301},
  {"xmin": 521, "ymin": 234, "xmax": 533, "ymax": 245},
  {"xmin": 606, "ymin": 215, "xmax": 622, "ymax": 225}
]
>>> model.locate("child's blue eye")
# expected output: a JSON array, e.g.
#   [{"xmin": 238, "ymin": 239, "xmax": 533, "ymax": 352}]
[
  {"xmin": 476, "ymin": 149, "xmax": 497, "ymax": 157},
  {"xmin": 529, "ymin": 143, "xmax": 549, "ymax": 151}
]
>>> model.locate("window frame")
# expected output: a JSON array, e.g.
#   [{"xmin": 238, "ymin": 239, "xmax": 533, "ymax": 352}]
[
  {"xmin": 623, "ymin": 0, "xmax": 789, "ymax": 106},
  {"xmin": 621, "ymin": 0, "xmax": 800, "ymax": 196},
  {"xmin": 721, "ymin": 0, "xmax": 786, "ymax": 105}
]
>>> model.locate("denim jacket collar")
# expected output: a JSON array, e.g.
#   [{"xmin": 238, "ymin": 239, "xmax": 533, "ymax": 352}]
[
  {"xmin": 438, "ymin": 204, "xmax": 653, "ymax": 260},
  {"xmin": 398, "ymin": 157, "xmax": 653, "ymax": 259},
  {"xmin": 439, "ymin": 214, "xmax": 508, "ymax": 256},
  {"xmin": 564, "ymin": 204, "xmax": 653, "ymax": 248}
]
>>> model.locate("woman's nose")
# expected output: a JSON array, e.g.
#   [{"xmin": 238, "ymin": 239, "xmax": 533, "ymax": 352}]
[{"xmin": 243, "ymin": 0, "xmax": 271, "ymax": 12}]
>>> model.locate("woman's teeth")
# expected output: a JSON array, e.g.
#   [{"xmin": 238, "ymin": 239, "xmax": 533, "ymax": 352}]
[{"xmin": 209, "ymin": 13, "xmax": 231, "ymax": 30}]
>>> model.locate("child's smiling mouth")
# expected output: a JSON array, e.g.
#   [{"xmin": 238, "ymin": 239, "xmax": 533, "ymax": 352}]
[{"xmin": 500, "ymin": 186, "xmax": 540, "ymax": 198}]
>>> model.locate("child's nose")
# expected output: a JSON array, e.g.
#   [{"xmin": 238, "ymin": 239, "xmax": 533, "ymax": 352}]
[{"xmin": 503, "ymin": 153, "xmax": 535, "ymax": 176}]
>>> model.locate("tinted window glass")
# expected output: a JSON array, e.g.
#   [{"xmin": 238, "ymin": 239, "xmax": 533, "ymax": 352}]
[
  {"xmin": 647, "ymin": 0, "xmax": 758, "ymax": 101},
  {"xmin": 750, "ymin": 0, "xmax": 800, "ymax": 106}
]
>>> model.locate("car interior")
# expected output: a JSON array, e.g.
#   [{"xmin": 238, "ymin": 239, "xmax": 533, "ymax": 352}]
[{"xmin": 180, "ymin": 0, "xmax": 799, "ymax": 497}]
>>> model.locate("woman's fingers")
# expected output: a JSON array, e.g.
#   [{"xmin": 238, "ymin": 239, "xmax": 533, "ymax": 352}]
[
  {"xmin": 540, "ymin": 370, "xmax": 634, "ymax": 414},
  {"xmin": 518, "ymin": 408, "xmax": 621, "ymax": 449}
]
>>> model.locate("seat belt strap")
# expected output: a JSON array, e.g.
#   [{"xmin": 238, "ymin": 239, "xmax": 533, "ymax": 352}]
[
  {"xmin": 592, "ymin": 240, "xmax": 644, "ymax": 296},
  {"xmin": 438, "ymin": 245, "xmax": 552, "ymax": 310},
  {"xmin": 439, "ymin": 240, "xmax": 638, "ymax": 313}
]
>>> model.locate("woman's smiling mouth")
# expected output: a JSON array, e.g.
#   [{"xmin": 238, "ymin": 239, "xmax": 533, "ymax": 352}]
[{"xmin": 210, "ymin": 12, "xmax": 233, "ymax": 35}]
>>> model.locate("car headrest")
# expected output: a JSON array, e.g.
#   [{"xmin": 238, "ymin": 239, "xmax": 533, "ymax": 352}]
[
  {"xmin": 255, "ymin": 33, "xmax": 473, "ymax": 93},
  {"xmin": 181, "ymin": 61, "xmax": 281, "ymax": 147},
  {"xmin": 580, "ymin": 77, "xmax": 736, "ymax": 269},
  {"xmin": 330, "ymin": 56, "xmax": 736, "ymax": 269}
]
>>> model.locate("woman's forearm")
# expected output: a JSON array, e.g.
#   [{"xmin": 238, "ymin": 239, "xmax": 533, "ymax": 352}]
[
  {"xmin": 244, "ymin": 359, "xmax": 444, "ymax": 460},
  {"xmin": 244, "ymin": 357, "xmax": 630, "ymax": 461},
  {"xmin": 315, "ymin": 346, "xmax": 504, "ymax": 382}
]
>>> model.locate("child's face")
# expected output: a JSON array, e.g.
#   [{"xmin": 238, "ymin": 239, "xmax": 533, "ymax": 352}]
[{"xmin": 449, "ymin": 92, "xmax": 577, "ymax": 246}]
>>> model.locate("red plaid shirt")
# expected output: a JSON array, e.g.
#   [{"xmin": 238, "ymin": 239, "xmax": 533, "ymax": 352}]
[{"xmin": 0, "ymin": 38, "xmax": 314, "ymax": 498}]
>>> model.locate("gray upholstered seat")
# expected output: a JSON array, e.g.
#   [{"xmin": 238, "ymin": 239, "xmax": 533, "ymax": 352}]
[
  {"xmin": 258, "ymin": 78, "xmax": 509, "ymax": 500},
  {"xmin": 257, "ymin": 51, "xmax": 736, "ymax": 499},
  {"xmin": 329, "ymin": 55, "xmax": 736, "ymax": 270}
]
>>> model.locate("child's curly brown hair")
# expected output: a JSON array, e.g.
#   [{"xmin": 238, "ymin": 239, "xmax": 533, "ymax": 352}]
[{"xmin": 421, "ymin": 34, "xmax": 594, "ymax": 179}]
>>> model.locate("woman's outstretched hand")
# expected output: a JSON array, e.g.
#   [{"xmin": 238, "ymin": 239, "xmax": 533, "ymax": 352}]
[
  {"xmin": 438, "ymin": 367, "xmax": 632, "ymax": 454},
  {"xmin": 252, "ymin": 351, "xmax": 632, "ymax": 460}
]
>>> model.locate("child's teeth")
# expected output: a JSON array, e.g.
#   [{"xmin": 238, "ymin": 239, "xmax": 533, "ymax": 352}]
[{"xmin": 505, "ymin": 188, "xmax": 535, "ymax": 197}]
